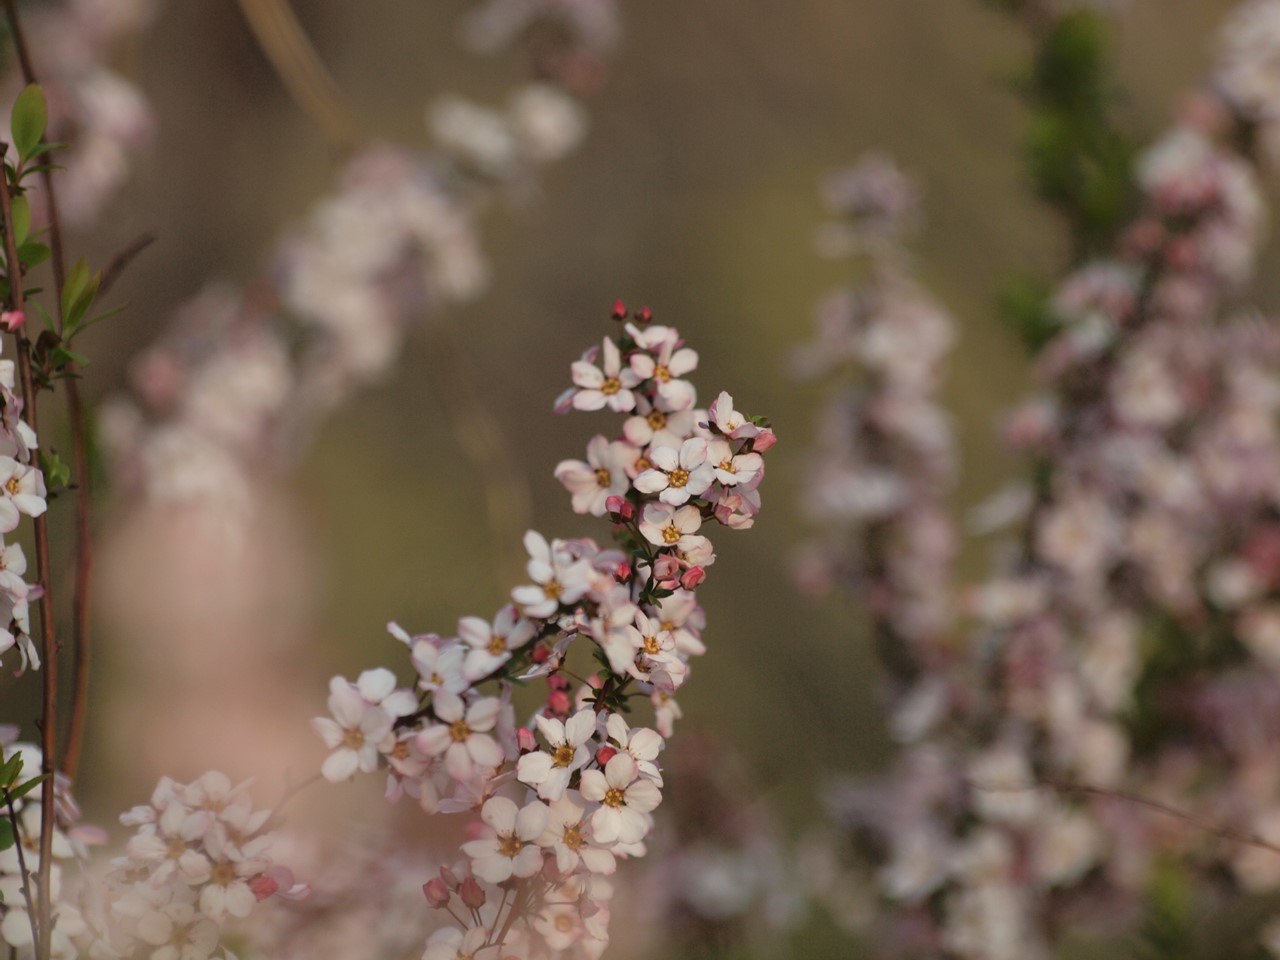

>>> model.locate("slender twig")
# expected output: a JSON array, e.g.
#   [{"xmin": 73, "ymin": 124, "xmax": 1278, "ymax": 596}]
[
  {"xmin": 0, "ymin": 139, "xmax": 58, "ymax": 960},
  {"xmin": 233, "ymin": 0, "xmax": 359, "ymax": 148},
  {"xmin": 96, "ymin": 233, "xmax": 156, "ymax": 299},
  {"xmin": 3, "ymin": 0, "xmax": 95, "ymax": 787},
  {"xmin": 3, "ymin": 788, "xmax": 41, "ymax": 955},
  {"xmin": 971, "ymin": 777, "xmax": 1280, "ymax": 858}
]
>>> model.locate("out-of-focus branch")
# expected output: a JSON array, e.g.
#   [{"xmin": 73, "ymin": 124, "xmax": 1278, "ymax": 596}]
[{"xmin": 234, "ymin": 0, "xmax": 360, "ymax": 149}]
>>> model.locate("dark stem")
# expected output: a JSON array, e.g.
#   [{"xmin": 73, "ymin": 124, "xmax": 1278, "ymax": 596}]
[
  {"xmin": 3, "ymin": 788, "xmax": 41, "ymax": 954},
  {"xmin": 3, "ymin": 0, "xmax": 94, "ymax": 786},
  {"xmin": 0, "ymin": 139, "xmax": 58, "ymax": 960}
]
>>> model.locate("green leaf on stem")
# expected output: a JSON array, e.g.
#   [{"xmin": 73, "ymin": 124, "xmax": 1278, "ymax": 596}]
[
  {"xmin": 17, "ymin": 239, "xmax": 49, "ymax": 270},
  {"xmin": 9, "ymin": 194, "xmax": 28, "ymax": 247},
  {"xmin": 7, "ymin": 773, "xmax": 49, "ymax": 803},
  {"xmin": 39, "ymin": 450, "xmax": 70, "ymax": 495},
  {"xmin": 11, "ymin": 85, "xmax": 47, "ymax": 163},
  {"xmin": 0, "ymin": 817, "xmax": 12, "ymax": 852},
  {"xmin": 0, "ymin": 752, "xmax": 22, "ymax": 788}
]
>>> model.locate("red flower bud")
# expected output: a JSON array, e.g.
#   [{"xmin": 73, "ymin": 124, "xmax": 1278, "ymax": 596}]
[
  {"xmin": 606, "ymin": 495, "xmax": 635, "ymax": 522},
  {"xmin": 611, "ymin": 299, "xmax": 627, "ymax": 320},
  {"xmin": 460, "ymin": 876, "xmax": 487, "ymax": 910},
  {"xmin": 1, "ymin": 311, "xmax": 25, "ymax": 332},
  {"xmin": 634, "ymin": 306, "xmax": 653, "ymax": 325},
  {"xmin": 517, "ymin": 727, "xmax": 538, "ymax": 754},
  {"xmin": 249, "ymin": 875, "xmax": 279, "ymax": 901},
  {"xmin": 423, "ymin": 878, "xmax": 451, "ymax": 908},
  {"xmin": 596, "ymin": 745, "xmax": 618, "ymax": 766},
  {"xmin": 531, "ymin": 643, "xmax": 551, "ymax": 663},
  {"xmin": 680, "ymin": 566, "xmax": 707, "ymax": 590},
  {"xmin": 547, "ymin": 689, "xmax": 571, "ymax": 716}
]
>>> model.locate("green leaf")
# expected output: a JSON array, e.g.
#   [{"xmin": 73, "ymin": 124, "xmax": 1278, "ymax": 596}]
[
  {"xmin": 8, "ymin": 773, "xmax": 48, "ymax": 803},
  {"xmin": 17, "ymin": 240, "xmax": 49, "ymax": 271},
  {"xmin": 60, "ymin": 258, "xmax": 92, "ymax": 326},
  {"xmin": 9, "ymin": 194, "xmax": 29, "ymax": 246},
  {"xmin": 0, "ymin": 818, "xmax": 12, "ymax": 852},
  {"xmin": 39, "ymin": 451, "xmax": 70, "ymax": 493},
  {"xmin": 0, "ymin": 752, "xmax": 22, "ymax": 788},
  {"xmin": 11, "ymin": 85, "xmax": 47, "ymax": 162}
]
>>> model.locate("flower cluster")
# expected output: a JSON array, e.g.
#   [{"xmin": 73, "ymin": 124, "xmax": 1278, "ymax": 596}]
[
  {"xmin": 0, "ymin": 337, "xmax": 46, "ymax": 673},
  {"xmin": 66, "ymin": 771, "xmax": 308, "ymax": 960},
  {"xmin": 101, "ymin": 0, "xmax": 618, "ymax": 520},
  {"xmin": 312, "ymin": 310, "xmax": 774, "ymax": 958},
  {"xmin": 801, "ymin": 3, "xmax": 1280, "ymax": 957},
  {"xmin": 1, "ymin": 0, "xmax": 156, "ymax": 226},
  {"xmin": 0, "ymin": 733, "xmax": 97, "ymax": 960}
]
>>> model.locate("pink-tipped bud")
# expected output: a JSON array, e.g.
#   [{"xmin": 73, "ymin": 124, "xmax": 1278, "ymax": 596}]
[
  {"xmin": 654, "ymin": 555, "xmax": 681, "ymax": 584},
  {"xmin": 548, "ymin": 674, "xmax": 570, "ymax": 691},
  {"xmin": 596, "ymin": 745, "xmax": 618, "ymax": 766},
  {"xmin": 633, "ymin": 306, "xmax": 653, "ymax": 325},
  {"xmin": 249, "ymin": 875, "xmax": 279, "ymax": 901},
  {"xmin": 1, "ymin": 311, "xmax": 25, "ymax": 332},
  {"xmin": 752, "ymin": 427, "xmax": 777, "ymax": 452},
  {"xmin": 517, "ymin": 727, "xmax": 538, "ymax": 754},
  {"xmin": 547, "ymin": 689, "xmax": 571, "ymax": 716},
  {"xmin": 439, "ymin": 864, "xmax": 459, "ymax": 886},
  {"xmin": 680, "ymin": 566, "xmax": 707, "ymax": 590},
  {"xmin": 606, "ymin": 496, "xmax": 634, "ymax": 522},
  {"xmin": 614, "ymin": 561, "xmax": 632, "ymax": 583},
  {"xmin": 424, "ymin": 878, "xmax": 451, "ymax": 908},
  {"xmin": 531, "ymin": 643, "xmax": 551, "ymax": 664},
  {"xmin": 611, "ymin": 299, "xmax": 627, "ymax": 321},
  {"xmin": 460, "ymin": 877, "xmax": 487, "ymax": 910}
]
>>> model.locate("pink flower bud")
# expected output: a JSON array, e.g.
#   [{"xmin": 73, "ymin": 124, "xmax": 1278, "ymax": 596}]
[
  {"xmin": 654, "ymin": 555, "xmax": 681, "ymax": 580},
  {"xmin": 547, "ymin": 689, "xmax": 571, "ymax": 716},
  {"xmin": 752, "ymin": 427, "xmax": 777, "ymax": 452},
  {"xmin": 596, "ymin": 745, "xmax": 618, "ymax": 766},
  {"xmin": 611, "ymin": 299, "xmax": 627, "ymax": 321},
  {"xmin": 614, "ymin": 561, "xmax": 632, "ymax": 583},
  {"xmin": 517, "ymin": 727, "xmax": 537, "ymax": 754},
  {"xmin": 0, "ymin": 311, "xmax": 24, "ymax": 332},
  {"xmin": 438, "ymin": 864, "xmax": 459, "ymax": 886},
  {"xmin": 531, "ymin": 643, "xmax": 551, "ymax": 664},
  {"xmin": 634, "ymin": 306, "xmax": 653, "ymax": 325},
  {"xmin": 606, "ymin": 495, "xmax": 635, "ymax": 522},
  {"xmin": 423, "ymin": 878, "xmax": 451, "ymax": 908},
  {"xmin": 249, "ymin": 875, "xmax": 279, "ymax": 901},
  {"xmin": 680, "ymin": 566, "xmax": 707, "ymax": 590},
  {"xmin": 460, "ymin": 877, "xmax": 487, "ymax": 910}
]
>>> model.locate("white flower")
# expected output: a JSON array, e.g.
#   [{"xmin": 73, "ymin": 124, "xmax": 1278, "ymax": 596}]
[
  {"xmin": 634, "ymin": 439, "xmax": 715, "ymax": 506},
  {"xmin": 461, "ymin": 796, "xmax": 549, "ymax": 883},
  {"xmin": 312, "ymin": 678, "xmax": 394, "ymax": 782},
  {"xmin": 408, "ymin": 637, "xmax": 469, "ymax": 695},
  {"xmin": 706, "ymin": 437, "xmax": 763, "ymax": 488},
  {"xmin": 0, "ymin": 457, "xmax": 46, "ymax": 532},
  {"xmin": 512, "ymin": 531, "xmax": 594, "ymax": 618},
  {"xmin": 555, "ymin": 435, "xmax": 637, "ymax": 516},
  {"xmin": 460, "ymin": 605, "xmax": 537, "ymax": 680},
  {"xmin": 707, "ymin": 390, "xmax": 759, "ymax": 440},
  {"xmin": 623, "ymin": 399, "xmax": 700, "ymax": 449},
  {"xmin": 423, "ymin": 925, "xmax": 498, "ymax": 960},
  {"xmin": 416, "ymin": 691, "xmax": 504, "ymax": 782},
  {"xmin": 537, "ymin": 790, "xmax": 617, "ymax": 876},
  {"xmin": 571, "ymin": 338, "xmax": 641, "ymax": 412},
  {"xmin": 517, "ymin": 709, "xmax": 596, "ymax": 800},
  {"xmin": 629, "ymin": 328, "xmax": 698, "ymax": 411},
  {"xmin": 580, "ymin": 753, "xmax": 661, "ymax": 845},
  {"xmin": 604, "ymin": 714, "xmax": 664, "ymax": 786}
]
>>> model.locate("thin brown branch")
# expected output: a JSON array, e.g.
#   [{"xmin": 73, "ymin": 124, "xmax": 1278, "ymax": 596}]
[
  {"xmin": 971, "ymin": 776, "xmax": 1280, "ymax": 859},
  {"xmin": 97, "ymin": 232, "xmax": 156, "ymax": 299},
  {"xmin": 234, "ymin": 0, "xmax": 360, "ymax": 148},
  {"xmin": 0, "ymin": 141, "xmax": 58, "ymax": 960},
  {"xmin": 4, "ymin": 787, "xmax": 41, "ymax": 952},
  {"xmin": 3, "ymin": 0, "xmax": 95, "ymax": 786}
]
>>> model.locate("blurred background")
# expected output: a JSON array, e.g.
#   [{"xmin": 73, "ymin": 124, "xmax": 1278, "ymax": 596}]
[{"xmin": 3, "ymin": 0, "xmax": 1277, "ymax": 956}]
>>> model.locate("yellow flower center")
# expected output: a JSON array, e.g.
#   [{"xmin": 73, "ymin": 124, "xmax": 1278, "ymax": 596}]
[
  {"xmin": 487, "ymin": 634, "xmax": 507, "ymax": 656},
  {"xmin": 661, "ymin": 524, "xmax": 681, "ymax": 545},
  {"xmin": 342, "ymin": 728, "xmax": 365, "ymax": 750},
  {"xmin": 655, "ymin": 365, "xmax": 671, "ymax": 382},
  {"xmin": 562, "ymin": 824, "xmax": 584, "ymax": 850},
  {"xmin": 634, "ymin": 455, "xmax": 652, "ymax": 473},
  {"xmin": 603, "ymin": 787, "xmax": 626, "ymax": 808},
  {"xmin": 498, "ymin": 834, "xmax": 523, "ymax": 858},
  {"xmin": 647, "ymin": 410, "xmax": 666, "ymax": 430},
  {"xmin": 667, "ymin": 468, "xmax": 690, "ymax": 489},
  {"xmin": 719, "ymin": 458, "xmax": 736, "ymax": 473},
  {"xmin": 595, "ymin": 468, "xmax": 611, "ymax": 488},
  {"xmin": 543, "ymin": 579, "xmax": 564, "ymax": 601},
  {"xmin": 166, "ymin": 836, "xmax": 187, "ymax": 860},
  {"xmin": 643, "ymin": 635, "xmax": 661, "ymax": 655},
  {"xmin": 211, "ymin": 862, "xmax": 236, "ymax": 887},
  {"xmin": 553, "ymin": 744, "xmax": 576, "ymax": 767},
  {"xmin": 4, "ymin": 476, "xmax": 18, "ymax": 495},
  {"xmin": 555, "ymin": 913, "xmax": 576, "ymax": 932},
  {"xmin": 391, "ymin": 741, "xmax": 410, "ymax": 760},
  {"xmin": 601, "ymin": 377, "xmax": 621, "ymax": 396},
  {"xmin": 449, "ymin": 720, "xmax": 471, "ymax": 743}
]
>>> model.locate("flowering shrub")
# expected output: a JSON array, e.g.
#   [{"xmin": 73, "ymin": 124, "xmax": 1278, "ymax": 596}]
[{"xmin": 312, "ymin": 308, "xmax": 774, "ymax": 958}]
